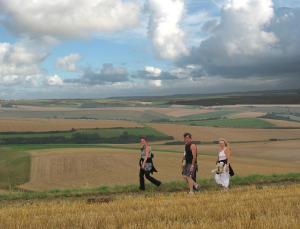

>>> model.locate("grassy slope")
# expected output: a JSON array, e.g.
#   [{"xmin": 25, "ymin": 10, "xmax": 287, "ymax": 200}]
[
  {"xmin": 1, "ymin": 173, "xmax": 299, "ymax": 201},
  {"xmin": 0, "ymin": 147, "xmax": 30, "ymax": 189}
]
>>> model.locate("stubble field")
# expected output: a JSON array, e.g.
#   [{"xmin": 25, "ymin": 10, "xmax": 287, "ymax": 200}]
[{"xmin": 0, "ymin": 185, "xmax": 299, "ymax": 229}]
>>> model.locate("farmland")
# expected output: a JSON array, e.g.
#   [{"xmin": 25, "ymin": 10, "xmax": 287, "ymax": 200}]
[
  {"xmin": 0, "ymin": 127, "xmax": 172, "ymax": 144},
  {"xmin": 148, "ymin": 123, "xmax": 300, "ymax": 141},
  {"xmin": 188, "ymin": 118, "xmax": 275, "ymax": 128},
  {"xmin": 0, "ymin": 184, "xmax": 299, "ymax": 229},
  {"xmin": 0, "ymin": 90, "xmax": 299, "ymax": 229},
  {"xmin": 17, "ymin": 146, "xmax": 299, "ymax": 191},
  {"xmin": 0, "ymin": 118, "xmax": 142, "ymax": 132},
  {"xmin": 0, "ymin": 101, "xmax": 300, "ymax": 191}
]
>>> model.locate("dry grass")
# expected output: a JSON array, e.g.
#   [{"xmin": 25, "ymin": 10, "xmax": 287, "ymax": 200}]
[
  {"xmin": 0, "ymin": 185, "xmax": 299, "ymax": 229},
  {"xmin": 19, "ymin": 147, "xmax": 300, "ymax": 191},
  {"xmin": 0, "ymin": 118, "xmax": 142, "ymax": 132},
  {"xmin": 149, "ymin": 123, "xmax": 300, "ymax": 141},
  {"xmin": 150, "ymin": 108, "xmax": 215, "ymax": 117},
  {"xmin": 261, "ymin": 118, "xmax": 300, "ymax": 128}
]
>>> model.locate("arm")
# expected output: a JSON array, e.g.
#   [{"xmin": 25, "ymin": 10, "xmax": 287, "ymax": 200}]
[
  {"xmin": 190, "ymin": 144, "xmax": 197, "ymax": 171},
  {"xmin": 225, "ymin": 147, "xmax": 231, "ymax": 164}
]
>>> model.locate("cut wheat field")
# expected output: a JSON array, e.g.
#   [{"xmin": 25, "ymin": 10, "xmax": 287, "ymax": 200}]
[
  {"xmin": 0, "ymin": 185, "xmax": 299, "ymax": 229},
  {"xmin": 149, "ymin": 123, "xmax": 300, "ymax": 141},
  {"xmin": 19, "ymin": 147, "xmax": 300, "ymax": 191},
  {"xmin": 261, "ymin": 118, "xmax": 300, "ymax": 128},
  {"xmin": 0, "ymin": 118, "xmax": 142, "ymax": 132}
]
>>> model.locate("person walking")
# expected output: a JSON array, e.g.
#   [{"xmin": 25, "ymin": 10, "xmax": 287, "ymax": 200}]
[
  {"xmin": 182, "ymin": 133, "xmax": 200, "ymax": 194},
  {"xmin": 139, "ymin": 136, "xmax": 161, "ymax": 191},
  {"xmin": 214, "ymin": 138, "xmax": 234, "ymax": 190}
]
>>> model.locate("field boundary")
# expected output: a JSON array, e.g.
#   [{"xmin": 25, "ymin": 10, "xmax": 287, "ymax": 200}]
[{"xmin": 0, "ymin": 173, "xmax": 299, "ymax": 201}]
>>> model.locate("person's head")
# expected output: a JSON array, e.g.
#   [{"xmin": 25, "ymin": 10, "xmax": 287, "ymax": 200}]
[
  {"xmin": 219, "ymin": 138, "xmax": 228, "ymax": 149},
  {"xmin": 140, "ymin": 136, "xmax": 148, "ymax": 146},
  {"xmin": 183, "ymin": 132, "xmax": 192, "ymax": 145}
]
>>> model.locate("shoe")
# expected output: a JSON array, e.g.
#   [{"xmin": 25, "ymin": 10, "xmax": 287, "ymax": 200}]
[{"xmin": 193, "ymin": 184, "xmax": 200, "ymax": 191}]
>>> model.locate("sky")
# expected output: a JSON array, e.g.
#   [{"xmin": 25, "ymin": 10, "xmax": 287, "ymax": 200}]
[{"xmin": 0, "ymin": 0, "xmax": 300, "ymax": 99}]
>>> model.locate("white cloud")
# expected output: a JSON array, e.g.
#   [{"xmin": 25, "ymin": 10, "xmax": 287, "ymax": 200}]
[
  {"xmin": 144, "ymin": 66, "xmax": 162, "ymax": 77},
  {"xmin": 0, "ymin": 0, "xmax": 141, "ymax": 40},
  {"xmin": 150, "ymin": 79, "xmax": 162, "ymax": 87},
  {"xmin": 148, "ymin": 0, "xmax": 188, "ymax": 59},
  {"xmin": 0, "ymin": 42, "xmax": 46, "ymax": 85},
  {"xmin": 47, "ymin": 75, "xmax": 64, "ymax": 86},
  {"xmin": 221, "ymin": 0, "xmax": 277, "ymax": 56},
  {"xmin": 56, "ymin": 54, "xmax": 81, "ymax": 72}
]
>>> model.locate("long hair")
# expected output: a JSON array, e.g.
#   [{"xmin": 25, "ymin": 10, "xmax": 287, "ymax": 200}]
[{"xmin": 219, "ymin": 138, "xmax": 231, "ymax": 154}]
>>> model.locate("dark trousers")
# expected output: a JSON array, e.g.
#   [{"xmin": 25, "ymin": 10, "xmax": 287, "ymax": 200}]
[{"xmin": 139, "ymin": 168, "xmax": 161, "ymax": 190}]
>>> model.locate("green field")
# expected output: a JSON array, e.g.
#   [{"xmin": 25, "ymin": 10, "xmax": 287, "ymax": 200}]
[
  {"xmin": 0, "ymin": 147, "xmax": 30, "ymax": 189},
  {"xmin": 173, "ymin": 110, "xmax": 236, "ymax": 121},
  {"xmin": 0, "ymin": 109, "xmax": 171, "ymax": 122},
  {"xmin": 0, "ymin": 127, "xmax": 173, "ymax": 144},
  {"xmin": 189, "ymin": 118, "xmax": 275, "ymax": 128}
]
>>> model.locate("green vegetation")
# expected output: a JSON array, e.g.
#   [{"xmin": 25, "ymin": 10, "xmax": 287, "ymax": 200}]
[
  {"xmin": 174, "ymin": 110, "xmax": 236, "ymax": 121},
  {"xmin": 0, "ymin": 127, "xmax": 173, "ymax": 145},
  {"xmin": 261, "ymin": 112, "xmax": 300, "ymax": 122},
  {"xmin": 0, "ymin": 109, "xmax": 171, "ymax": 122},
  {"xmin": 0, "ymin": 173, "xmax": 299, "ymax": 201},
  {"xmin": 189, "ymin": 118, "xmax": 275, "ymax": 128},
  {"xmin": 0, "ymin": 147, "xmax": 30, "ymax": 189}
]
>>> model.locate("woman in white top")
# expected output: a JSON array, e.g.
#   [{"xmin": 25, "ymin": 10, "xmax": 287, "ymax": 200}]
[{"xmin": 214, "ymin": 138, "xmax": 232, "ymax": 189}]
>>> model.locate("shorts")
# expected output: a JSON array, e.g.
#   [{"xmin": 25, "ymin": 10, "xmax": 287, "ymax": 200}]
[{"xmin": 182, "ymin": 163, "xmax": 197, "ymax": 177}]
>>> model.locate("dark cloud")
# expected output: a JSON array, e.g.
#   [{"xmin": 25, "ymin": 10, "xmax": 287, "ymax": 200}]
[
  {"xmin": 132, "ymin": 70, "xmax": 179, "ymax": 81},
  {"xmin": 178, "ymin": 6, "xmax": 300, "ymax": 81},
  {"xmin": 66, "ymin": 63, "xmax": 128, "ymax": 85}
]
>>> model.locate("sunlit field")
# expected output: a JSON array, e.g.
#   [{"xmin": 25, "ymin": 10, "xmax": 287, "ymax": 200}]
[{"xmin": 0, "ymin": 185, "xmax": 298, "ymax": 229}]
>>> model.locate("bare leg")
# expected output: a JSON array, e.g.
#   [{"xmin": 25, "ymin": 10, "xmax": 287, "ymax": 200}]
[{"xmin": 184, "ymin": 176, "xmax": 198, "ymax": 193}]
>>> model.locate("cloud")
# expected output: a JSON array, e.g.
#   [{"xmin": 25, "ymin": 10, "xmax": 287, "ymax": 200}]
[
  {"xmin": 66, "ymin": 63, "xmax": 129, "ymax": 85},
  {"xmin": 0, "ymin": 42, "xmax": 47, "ymax": 85},
  {"xmin": 178, "ymin": 0, "xmax": 300, "ymax": 80},
  {"xmin": 144, "ymin": 66, "xmax": 162, "ymax": 76},
  {"xmin": 47, "ymin": 75, "xmax": 64, "ymax": 86},
  {"xmin": 56, "ymin": 54, "xmax": 81, "ymax": 72},
  {"xmin": 133, "ymin": 66, "xmax": 180, "ymax": 82},
  {"xmin": 0, "ymin": 0, "xmax": 141, "ymax": 40},
  {"xmin": 147, "ymin": 0, "xmax": 188, "ymax": 59}
]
